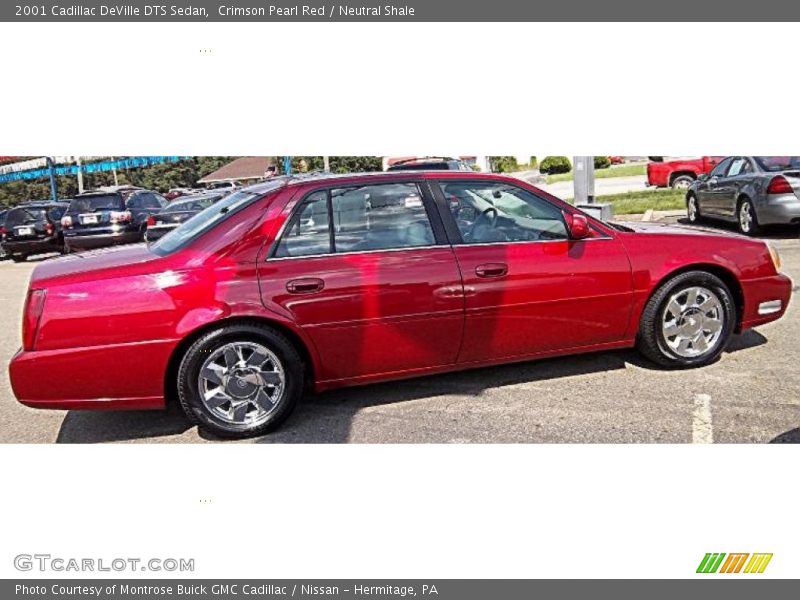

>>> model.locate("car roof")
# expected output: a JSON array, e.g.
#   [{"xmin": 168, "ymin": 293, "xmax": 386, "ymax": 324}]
[
  {"xmin": 241, "ymin": 170, "xmax": 509, "ymax": 195},
  {"xmin": 12, "ymin": 201, "xmax": 69, "ymax": 208},
  {"xmin": 75, "ymin": 190, "xmax": 124, "ymax": 198}
]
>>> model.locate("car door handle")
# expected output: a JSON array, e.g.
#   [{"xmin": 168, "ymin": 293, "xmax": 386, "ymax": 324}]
[
  {"xmin": 475, "ymin": 263, "xmax": 508, "ymax": 278},
  {"xmin": 286, "ymin": 278, "xmax": 324, "ymax": 294}
]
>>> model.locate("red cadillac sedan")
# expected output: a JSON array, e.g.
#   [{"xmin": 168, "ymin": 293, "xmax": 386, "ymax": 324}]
[{"xmin": 9, "ymin": 172, "xmax": 792, "ymax": 437}]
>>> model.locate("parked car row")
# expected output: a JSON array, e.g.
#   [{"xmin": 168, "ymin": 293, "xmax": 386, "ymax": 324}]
[{"xmin": 1, "ymin": 187, "xmax": 229, "ymax": 261}]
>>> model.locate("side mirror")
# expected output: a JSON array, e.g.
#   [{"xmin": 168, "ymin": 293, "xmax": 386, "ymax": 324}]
[
  {"xmin": 565, "ymin": 212, "xmax": 590, "ymax": 240},
  {"xmin": 698, "ymin": 173, "xmax": 709, "ymax": 182}
]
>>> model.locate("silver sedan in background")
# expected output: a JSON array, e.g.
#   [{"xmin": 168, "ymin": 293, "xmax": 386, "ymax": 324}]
[{"xmin": 686, "ymin": 156, "xmax": 800, "ymax": 235}]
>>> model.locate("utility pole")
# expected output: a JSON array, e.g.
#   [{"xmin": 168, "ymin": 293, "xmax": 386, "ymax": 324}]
[
  {"xmin": 46, "ymin": 157, "xmax": 58, "ymax": 201},
  {"xmin": 76, "ymin": 156, "xmax": 84, "ymax": 194},
  {"xmin": 323, "ymin": 156, "xmax": 330, "ymax": 172},
  {"xmin": 110, "ymin": 156, "xmax": 119, "ymax": 186},
  {"xmin": 283, "ymin": 156, "xmax": 292, "ymax": 176},
  {"xmin": 574, "ymin": 156, "xmax": 613, "ymax": 221},
  {"xmin": 573, "ymin": 156, "xmax": 595, "ymax": 204}
]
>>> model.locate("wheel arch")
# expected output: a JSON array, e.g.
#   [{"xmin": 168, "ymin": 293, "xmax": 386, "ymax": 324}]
[
  {"xmin": 642, "ymin": 263, "xmax": 745, "ymax": 333},
  {"xmin": 669, "ymin": 171, "xmax": 697, "ymax": 186},
  {"xmin": 163, "ymin": 315, "xmax": 318, "ymax": 406}
]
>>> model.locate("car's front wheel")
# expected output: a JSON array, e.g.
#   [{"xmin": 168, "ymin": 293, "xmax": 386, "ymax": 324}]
[
  {"xmin": 637, "ymin": 271, "xmax": 735, "ymax": 368},
  {"xmin": 686, "ymin": 194, "xmax": 701, "ymax": 224},
  {"xmin": 177, "ymin": 323, "xmax": 304, "ymax": 438}
]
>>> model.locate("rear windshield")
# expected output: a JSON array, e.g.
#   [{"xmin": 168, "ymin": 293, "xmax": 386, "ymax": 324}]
[
  {"xmin": 68, "ymin": 194, "xmax": 125, "ymax": 213},
  {"xmin": 149, "ymin": 189, "xmax": 264, "ymax": 255},
  {"xmin": 390, "ymin": 162, "xmax": 450, "ymax": 171},
  {"xmin": 753, "ymin": 156, "xmax": 800, "ymax": 172},
  {"xmin": 162, "ymin": 196, "xmax": 220, "ymax": 213},
  {"xmin": 5, "ymin": 207, "xmax": 48, "ymax": 227}
]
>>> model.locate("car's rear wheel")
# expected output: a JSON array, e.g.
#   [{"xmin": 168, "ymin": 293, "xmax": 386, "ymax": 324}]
[
  {"xmin": 671, "ymin": 175, "xmax": 695, "ymax": 190},
  {"xmin": 686, "ymin": 194, "xmax": 702, "ymax": 224},
  {"xmin": 11, "ymin": 253, "xmax": 27, "ymax": 263},
  {"xmin": 637, "ymin": 271, "xmax": 734, "ymax": 368},
  {"xmin": 737, "ymin": 198, "xmax": 760, "ymax": 236},
  {"xmin": 177, "ymin": 323, "xmax": 304, "ymax": 438}
]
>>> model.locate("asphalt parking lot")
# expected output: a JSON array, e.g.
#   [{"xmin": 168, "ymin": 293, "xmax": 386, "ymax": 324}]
[{"xmin": 1, "ymin": 219, "xmax": 799, "ymax": 444}]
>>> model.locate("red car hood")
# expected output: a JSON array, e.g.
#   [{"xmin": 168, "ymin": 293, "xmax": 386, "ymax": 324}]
[{"xmin": 30, "ymin": 244, "xmax": 161, "ymax": 287}]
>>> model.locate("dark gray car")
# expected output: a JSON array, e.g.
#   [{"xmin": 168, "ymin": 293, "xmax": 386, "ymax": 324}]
[{"xmin": 686, "ymin": 156, "xmax": 800, "ymax": 235}]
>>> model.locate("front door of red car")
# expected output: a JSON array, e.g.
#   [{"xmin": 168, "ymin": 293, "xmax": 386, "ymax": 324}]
[
  {"xmin": 259, "ymin": 181, "xmax": 464, "ymax": 384},
  {"xmin": 432, "ymin": 179, "xmax": 634, "ymax": 363}
]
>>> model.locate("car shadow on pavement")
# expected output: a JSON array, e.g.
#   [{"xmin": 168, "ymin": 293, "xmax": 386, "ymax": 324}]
[
  {"xmin": 53, "ymin": 331, "xmax": 769, "ymax": 444},
  {"xmin": 55, "ymin": 402, "xmax": 193, "ymax": 443},
  {"xmin": 770, "ymin": 428, "xmax": 800, "ymax": 443}
]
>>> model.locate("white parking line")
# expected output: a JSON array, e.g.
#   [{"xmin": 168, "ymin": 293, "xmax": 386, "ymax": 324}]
[{"xmin": 692, "ymin": 393, "xmax": 713, "ymax": 444}]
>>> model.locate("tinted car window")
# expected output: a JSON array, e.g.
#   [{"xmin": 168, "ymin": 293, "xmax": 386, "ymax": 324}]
[
  {"xmin": 753, "ymin": 156, "xmax": 800, "ymax": 172},
  {"xmin": 129, "ymin": 193, "xmax": 166, "ymax": 209},
  {"xmin": 389, "ymin": 162, "xmax": 451, "ymax": 171},
  {"xmin": 442, "ymin": 181, "xmax": 568, "ymax": 243},
  {"xmin": 5, "ymin": 207, "xmax": 48, "ymax": 227},
  {"xmin": 331, "ymin": 183, "xmax": 434, "ymax": 252},
  {"xmin": 68, "ymin": 194, "xmax": 125, "ymax": 213},
  {"xmin": 163, "ymin": 197, "xmax": 219, "ymax": 213},
  {"xmin": 274, "ymin": 191, "xmax": 330, "ymax": 258}
]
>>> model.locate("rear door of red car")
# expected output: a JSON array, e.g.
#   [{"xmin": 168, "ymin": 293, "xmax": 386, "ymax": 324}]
[
  {"xmin": 430, "ymin": 177, "xmax": 634, "ymax": 363},
  {"xmin": 259, "ymin": 179, "xmax": 465, "ymax": 384}
]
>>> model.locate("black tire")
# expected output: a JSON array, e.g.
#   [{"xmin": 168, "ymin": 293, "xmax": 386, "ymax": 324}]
[
  {"xmin": 11, "ymin": 254, "xmax": 27, "ymax": 263},
  {"xmin": 177, "ymin": 323, "xmax": 304, "ymax": 438},
  {"xmin": 736, "ymin": 197, "xmax": 760, "ymax": 236},
  {"xmin": 636, "ymin": 271, "xmax": 735, "ymax": 368},
  {"xmin": 671, "ymin": 175, "xmax": 695, "ymax": 190},
  {"xmin": 686, "ymin": 193, "xmax": 702, "ymax": 224}
]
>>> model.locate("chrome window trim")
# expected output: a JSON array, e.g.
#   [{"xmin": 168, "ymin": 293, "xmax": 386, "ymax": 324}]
[
  {"xmin": 265, "ymin": 236, "xmax": 614, "ymax": 262},
  {"xmin": 266, "ymin": 244, "xmax": 443, "ymax": 262}
]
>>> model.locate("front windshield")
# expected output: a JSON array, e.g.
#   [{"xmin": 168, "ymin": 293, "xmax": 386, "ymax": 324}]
[
  {"xmin": 753, "ymin": 156, "xmax": 800, "ymax": 172},
  {"xmin": 149, "ymin": 189, "xmax": 261, "ymax": 255}
]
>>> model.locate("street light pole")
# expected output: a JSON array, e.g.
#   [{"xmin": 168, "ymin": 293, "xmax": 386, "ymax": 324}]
[{"xmin": 323, "ymin": 156, "xmax": 330, "ymax": 172}]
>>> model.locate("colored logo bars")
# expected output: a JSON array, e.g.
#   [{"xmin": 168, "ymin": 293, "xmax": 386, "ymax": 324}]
[{"xmin": 697, "ymin": 553, "xmax": 773, "ymax": 574}]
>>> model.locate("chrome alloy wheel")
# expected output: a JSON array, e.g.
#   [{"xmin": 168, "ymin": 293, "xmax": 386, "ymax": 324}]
[
  {"xmin": 198, "ymin": 341, "xmax": 286, "ymax": 426},
  {"xmin": 739, "ymin": 201, "xmax": 753, "ymax": 233},
  {"xmin": 687, "ymin": 196, "xmax": 698, "ymax": 222},
  {"xmin": 661, "ymin": 286, "xmax": 724, "ymax": 358}
]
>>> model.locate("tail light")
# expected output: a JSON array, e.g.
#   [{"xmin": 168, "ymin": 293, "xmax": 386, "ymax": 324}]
[
  {"xmin": 146, "ymin": 215, "xmax": 156, "ymax": 227},
  {"xmin": 45, "ymin": 223, "xmax": 54, "ymax": 235},
  {"xmin": 22, "ymin": 289, "xmax": 46, "ymax": 351},
  {"xmin": 767, "ymin": 175, "xmax": 793, "ymax": 195},
  {"xmin": 0, "ymin": 226, "xmax": 6, "ymax": 235},
  {"xmin": 61, "ymin": 215, "xmax": 73, "ymax": 228},
  {"xmin": 110, "ymin": 210, "xmax": 132, "ymax": 224}
]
